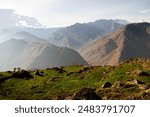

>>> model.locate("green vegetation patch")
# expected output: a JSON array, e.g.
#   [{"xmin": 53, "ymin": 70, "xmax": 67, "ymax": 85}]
[{"xmin": 0, "ymin": 58, "xmax": 150, "ymax": 100}]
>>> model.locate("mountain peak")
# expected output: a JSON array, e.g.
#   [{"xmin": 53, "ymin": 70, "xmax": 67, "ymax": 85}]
[
  {"xmin": 123, "ymin": 22, "xmax": 150, "ymax": 41},
  {"xmin": 80, "ymin": 22, "xmax": 150, "ymax": 65},
  {"xmin": 49, "ymin": 19, "xmax": 123, "ymax": 49},
  {"xmin": 125, "ymin": 22, "xmax": 150, "ymax": 30}
]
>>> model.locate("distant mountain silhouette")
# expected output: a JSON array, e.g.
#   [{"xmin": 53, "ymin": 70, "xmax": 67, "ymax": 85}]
[
  {"xmin": 0, "ymin": 29, "xmax": 48, "ymax": 43},
  {"xmin": 18, "ymin": 42, "xmax": 88, "ymax": 69},
  {"xmin": 79, "ymin": 22, "xmax": 150, "ymax": 65},
  {"xmin": 0, "ymin": 39, "xmax": 88, "ymax": 71},
  {"xmin": 0, "ymin": 9, "xmax": 57, "ymax": 42},
  {"xmin": 7, "ymin": 31, "xmax": 48, "ymax": 43},
  {"xmin": 0, "ymin": 39, "xmax": 28, "ymax": 70},
  {"xmin": 1, "ymin": 26, "xmax": 60, "ymax": 39},
  {"xmin": 48, "ymin": 19, "xmax": 124, "ymax": 49}
]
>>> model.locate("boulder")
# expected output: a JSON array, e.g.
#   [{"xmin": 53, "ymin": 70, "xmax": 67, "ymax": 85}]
[
  {"xmin": 139, "ymin": 71, "xmax": 149, "ymax": 76},
  {"xmin": 102, "ymin": 82, "xmax": 112, "ymax": 88},
  {"xmin": 133, "ymin": 79, "xmax": 145, "ymax": 84},
  {"xmin": 35, "ymin": 70, "xmax": 43, "ymax": 76},
  {"xmin": 73, "ymin": 88, "xmax": 101, "ymax": 100},
  {"xmin": 51, "ymin": 67, "xmax": 66, "ymax": 73},
  {"xmin": 12, "ymin": 70, "xmax": 33, "ymax": 79}
]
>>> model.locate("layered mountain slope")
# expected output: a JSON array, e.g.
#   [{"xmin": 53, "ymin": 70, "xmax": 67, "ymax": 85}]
[
  {"xmin": 0, "ymin": 30, "xmax": 47, "ymax": 43},
  {"xmin": 0, "ymin": 39, "xmax": 88, "ymax": 70},
  {"xmin": 6, "ymin": 31, "xmax": 48, "ymax": 43},
  {"xmin": 79, "ymin": 22, "xmax": 150, "ymax": 65},
  {"xmin": 17, "ymin": 27, "xmax": 59, "ymax": 39},
  {"xmin": 1, "ymin": 26, "xmax": 59, "ymax": 39},
  {"xmin": 0, "ymin": 39, "xmax": 28, "ymax": 70},
  {"xmin": 49, "ymin": 19, "xmax": 123, "ymax": 49},
  {"xmin": 17, "ymin": 42, "xmax": 88, "ymax": 69}
]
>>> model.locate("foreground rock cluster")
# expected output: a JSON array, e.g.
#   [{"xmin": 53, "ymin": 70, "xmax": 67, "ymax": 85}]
[{"xmin": 57, "ymin": 79, "xmax": 150, "ymax": 100}]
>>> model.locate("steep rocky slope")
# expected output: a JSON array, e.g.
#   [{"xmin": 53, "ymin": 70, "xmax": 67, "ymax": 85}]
[{"xmin": 79, "ymin": 22, "xmax": 150, "ymax": 65}]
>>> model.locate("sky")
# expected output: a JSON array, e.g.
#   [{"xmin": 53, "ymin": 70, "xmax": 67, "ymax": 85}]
[{"xmin": 0, "ymin": 0, "xmax": 150, "ymax": 27}]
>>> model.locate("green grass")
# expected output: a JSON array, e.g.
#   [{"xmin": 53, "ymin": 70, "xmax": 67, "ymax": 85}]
[{"xmin": 0, "ymin": 58, "xmax": 150, "ymax": 99}]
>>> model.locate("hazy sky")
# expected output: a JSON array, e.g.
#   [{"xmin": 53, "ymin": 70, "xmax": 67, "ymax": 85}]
[{"xmin": 0, "ymin": 0, "xmax": 150, "ymax": 27}]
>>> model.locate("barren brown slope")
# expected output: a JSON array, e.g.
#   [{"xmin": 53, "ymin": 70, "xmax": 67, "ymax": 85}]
[{"xmin": 79, "ymin": 22, "xmax": 150, "ymax": 65}]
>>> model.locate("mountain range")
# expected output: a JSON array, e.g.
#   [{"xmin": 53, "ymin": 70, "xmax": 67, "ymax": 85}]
[
  {"xmin": 0, "ymin": 39, "xmax": 88, "ymax": 71},
  {"xmin": 48, "ymin": 19, "xmax": 124, "ymax": 49},
  {"xmin": 0, "ymin": 9, "xmax": 150, "ymax": 71},
  {"xmin": 0, "ymin": 30, "xmax": 48, "ymax": 43},
  {"xmin": 0, "ymin": 26, "xmax": 59, "ymax": 40},
  {"xmin": 79, "ymin": 22, "xmax": 150, "ymax": 65}
]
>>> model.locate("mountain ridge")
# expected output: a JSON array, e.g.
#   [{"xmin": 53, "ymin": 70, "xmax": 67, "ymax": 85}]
[
  {"xmin": 0, "ymin": 39, "xmax": 88, "ymax": 71},
  {"xmin": 48, "ymin": 19, "xmax": 124, "ymax": 49},
  {"xmin": 79, "ymin": 22, "xmax": 150, "ymax": 65}
]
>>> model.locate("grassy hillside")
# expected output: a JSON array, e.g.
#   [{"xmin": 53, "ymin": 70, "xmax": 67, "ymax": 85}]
[{"xmin": 0, "ymin": 58, "xmax": 150, "ymax": 100}]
